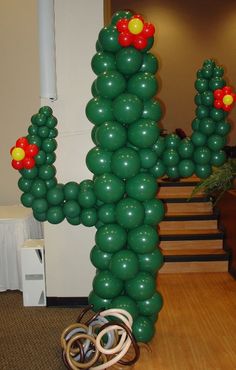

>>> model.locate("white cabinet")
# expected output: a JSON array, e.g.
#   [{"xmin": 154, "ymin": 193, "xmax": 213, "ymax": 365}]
[{"xmin": 21, "ymin": 239, "xmax": 46, "ymax": 306}]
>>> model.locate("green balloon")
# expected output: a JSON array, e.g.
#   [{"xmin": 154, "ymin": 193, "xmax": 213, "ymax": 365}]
[
  {"xmin": 95, "ymin": 121, "xmax": 127, "ymax": 151},
  {"xmin": 166, "ymin": 165, "xmax": 180, "ymax": 179},
  {"xmin": 139, "ymin": 148, "xmax": 157, "ymax": 169},
  {"xmin": 94, "ymin": 173, "xmax": 125, "ymax": 203},
  {"xmin": 86, "ymin": 97, "xmax": 113, "ymax": 126},
  {"xmin": 95, "ymin": 70, "xmax": 126, "ymax": 99},
  {"xmin": 191, "ymin": 118, "xmax": 200, "ymax": 131},
  {"xmin": 215, "ymin": 121, "xmax": 231, "ymax": 136},
  {"xmin": 137, "ymin": 292, "xmax": 163, "ymax": 316},
  {"xmin": 95, "ymin": 223, "xmax": 127, "ymax": 253},
  {"xmin": 116, "ymin": 47, "xmax": 143, "ymax": 75},
  {"xmin": 45, "ymin": 152, "xmax": 56, "ymax": 164},
  {"xmin": 128, "ymin": 118, "xmax": 159, "ymax": 148},
  {"xmin": 28, "ymin": 124, "xmax": 38, "ymax": 136},
  {"xmin": 63, "ymin": 200, "xmax": 80, "ymax": 218},
  {"xmin": 127, "ymin": 72, "xmax": 157, "ymax": 101},
  {"xmin": 178, "ymin": 159, "xmax": 195, "ymax": 177},
  {"xmin": 27, "ymin": 134, "xmax": 41, "ymax": 146},
  {"xmin": 132, "ymin": 316, "xmax": 155, "ymax": 343},
  {"xmin": 150, "ymin": 160, "xmax": 166, "ymax": 178},
  {"xmin": 178, "ymin": 138, "xmax": 194, "ymax": 158},
  {"xmin": 138, "ymin": 248, "xmax": 164, "ymax": 273},
  {"xmin": 93, "ymin": 270, "xmax": 123, "ymax": 299},
  {"xmin": 32, "ymin": 198, "xmax": 48, "ymax": 213},
  {"xmin": 210, "ymin": 108, "xmax": 225, "ymax": 122},
  {"xmin": 91, "ymin": 80, "xmax": 99, "ymax": 97},
  {"xmin": 18, "ymin": 177, "xmax": 32, "ymax": 192},
  {"xmin": 48, "ymin": 128, "xmax": 58, "ymax": 139},
  {"xmin": 34, "ymin": 113, "xmax": 47, "ymax": 126},
  {"xmin": 98, "ymin": 25, "xmax": 121, "ymax": 53},
  {"xmin": 98, "ymin": 203, "xmax": 116, "ymax": 224},
  {"xmin": 33, "ymin": 211, "xmax": 47, "ymax": 222},
  {"xmin": 64, "ymin": 182, "xmax": 80, "ymax": 201},
  {"xmin": 141, "ymin": 36, "xmax": 154, "ymax": 53},
  {"xmin": 201, "ymin": 65, "xmax": 213, "ymax": 79},
  {"xmin": 46, "ymin": 115, "xmax": 58, "ymax": 129},
  {"xmin": 47, "ymin": 185, "xmax": 64, "ymax": 205},
  {"xmin": 113, "ymin": 93, "xmax": 143, "ymax": 125},
  {"xmin": 47, "ymin": 206, "xmax": 65, "ymax": 224},
  {"xmin": 207, "ymin": 134, "xmax": 226, "ymax": 151},
  {"xmin": 211, "ymin": 150, "xmax": 226, "ymax": 166},
  {"xmin": 115, "ymin": 197, "xmax": 145, "ymax": 229},
  {"xmin": 31, "ymin": 179, "xmax": 47, "ymax": 198},
  {"xmin": 195, "ymin": 164, "xmax": 212, "ymax": 179},
  {"xmin": 21, "ymin": 192, "xmax": 34, "ymax": 207},
  {"xmin": 111, "ymin": 10, "xmax": 133, "ymax": 25},
  {"xmin": 128, "ymin": 225, "xmax": 159, "ymax": 254},
  {"xmin": 195, "ymin": 78, "xmax": 208, "ymax": 93},
  {"xmin": 37, "ymin": 125, "xmax": 50, "ymax": 138},
  {"xmin": 109, "ymin": 250, "xmax": 139, "ymax": 280},
  {"xmin": 39, "ymin": 106, "xmax": 53, "ymax": 117},
  {"xmin": 209, "ymin": 77, "xmax": 226, "ymax": 91},
  {"xmin": 79, "ymin": 179, "xmax": 94, "ymax": 190},
  {"xmin": 162, "ymin": 148, "xmax": 180, "ymax": 166},
  {"xmin": 165, "ymin": 134, "xmax": 181, "ymax": 149},
  {"xmin": 213, "ymin": 66, "xmax": 224, "ymax": 77},
  {"xmin": 111, "ymin": 147, "xmax": 141, "ymax": 179},
  {"xmin": 126, "ymin": 173, "xmax": 157, "ymax": 201},
  {"xmin": 34, "ymin": 150, "xmax": 46, "ymax": 165},
  {"xmin": 90, "ymin": 245, "xmax": 113, "ymax": 270},
  {"xmin": 38, "ymin": 164, "xmax": 56, "ymax": 180},
  {"xmin": 193, "ymin": 146, "xmax": 211, "ymax": 165},
  {"xmin": 88, "ymin": 290, "xmax": 111, "ymax": 311},
  {"xmin": 201, "ymin": 91, "xmax": 214, "ymax": 106},
  {"xmin": 80, "ymin": 208, "xmax": 97, "ymax": 227},
  {"xmin": 140, "ymin": 53, "xmax": 158, "ymax": 74},
  {"xmin": 196, "ymin": 105, "xmax": 209, "ymax": 119},
  {"xmin": 152, "ymin": 137, "xmax": 166, "ymax": 156},
  {"xmin": 125, "ymin": 272, "xmax": 156, "ymax": 301},
  {"xmin": 20, "ymin": 167, "xmax": 38, "ymax": 179},
  {"xmin": 191, "ymin": 131, "xmax": 207, "ymax": 147},
  {"xmin": 142, "ymin": 99, "xmax": 162, "ymax": 121},
  {"xmin": 78, "ymin": 188, "xmax": 96, "ymax": 208},
  {"xmin": 66, "ymin": 215, "xmax": 81, "ymax": 225},
  {"xmin": 42, "ymin": 138, "xmax": 57, "ymax": 152},
  {"xmin": 91, "ymin": 51, "xmax": 116, "ymax": 75},
  {"xmin": 91, "ymin": 126, "xmax": 99, "ymax": 144},
  {"xmin": 86, "ymin": 147, "xmax": 112, "ymax": 175},
  {"xmin": 194, "ymin": 94, "xmax": 202, "ymax": 105},
  {"xmin": 143, "ymin": 198, "xmax": 165, "ymax": 225},
  {"xmin": 110, "ymin": 296, "xmax": 138, "ymax": 319},
  {"xmin": 45, "ymin": 177, "xmax": 57, "ymax": 189},
  {"xmin": 198, "ymin": 117, "xmax": 215, "ymax": 135}
]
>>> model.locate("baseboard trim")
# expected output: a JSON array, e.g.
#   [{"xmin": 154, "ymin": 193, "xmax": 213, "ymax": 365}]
[{"xmin": 46, "ymin": 296, "xmax": 88, "ymax": 307}]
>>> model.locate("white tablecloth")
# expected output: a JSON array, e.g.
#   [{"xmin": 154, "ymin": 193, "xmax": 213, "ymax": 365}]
[{"xmin": 0, "ymin": 205, "xmax": 44, "ymax": 291}]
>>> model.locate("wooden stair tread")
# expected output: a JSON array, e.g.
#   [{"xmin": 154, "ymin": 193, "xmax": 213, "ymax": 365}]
[
  {"xmin": 166, "ymin": 211, "xmax": 214, "ymax": 217},
  {"xmin": 163, "ymin": 249, "xmax": 227, "ymax": 256},
  {"xmin": 158, "ymin": 175, "xmax": 200, "ymax": 185}
]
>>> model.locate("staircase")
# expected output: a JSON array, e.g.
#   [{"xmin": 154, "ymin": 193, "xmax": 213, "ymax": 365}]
[{"xmin": 157, "ymin": 176, "xmax": 229, "ymax": 273}]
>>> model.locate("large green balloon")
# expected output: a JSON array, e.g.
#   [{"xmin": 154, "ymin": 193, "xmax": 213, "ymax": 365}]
[
  {"xmin": 45, "ymin": 178, "xmax": 57, "ymax": 189},
  {"xmin": 209, "ymin": 77, "xmax": 226, "ymax": 91},
  {"xmin": 137, "ymin": 292, "xmax": 163, "ymax": 316},
  {"xmin": 95, "ymin": 71, "xmax": 126, "ymax": 99},
  {"xmin": 192, "ymin": 118, "xmax": 200, "ymax": 131},
  {"xmin": 47, "ymin": 206, "xmax": 65, "ymax": 224},
  {"xmin": 98, "ymin": 25, "xmax": 121, "ymax": 53},
  {"xmin": 127, "ymin": 72, "xmax": 158, "ymax": 101},
  {"xmin": 116, "ymin": 47, "xmax": 143, "ymax": 75},
  {"xmin": 78, "ymin": 188, "xmax": 96, "ymax": 208},
  {"xmin": 166, "ymin": 166, "xmax": 180, "ymax": 179},
  {"xmin": 20, "ymin": 167, "xmax": 38, "ymax": 179},
  {"xmin": 126, "ymin": 173, "xmax": 157, "ymax": 201},
  {"xmin": 132, "ymin": 316, "xmax": 155, "ymax": 343},
  {"xmin": 86, "ymin": 147, "xmax": 112, "ymax": 175},
  {"xmin": 113, "ymin": 93, "xmax": 143, "ymax": 124},
  {"xmin": 94, "ymin": 173, "xmax": 125, "ymax": 203},
  {"xmin": 115, "ymin": 197, "xmax": 145, "ymax": 229},
  {"xmin": 128, "ymin": 225, "xmax": 159, "ymax": 254},
  {"xmin": 215, "ymin": 120, "xmax": 230, "ymax": 136},
  {"xmin": 95, "ymin": 223, "xmax": 127, "ymax": 253},
  {"xmin": 210, "ymin": 108, "xmax": 225, "ymax": 122},
  {"xmin": 86, "ymin": 97, "xmax": 114, "ymax": 126},
  {"xmin": 63, "ymin": 200, "xmax": 80, "ymax": 218},
  {"xmin": 207, "ymin": 134, "xmax": 226, "ymax": 151},
  {"xmin": 37, "ymin": 125, "xmax": 50, "ymax": 138},
  {"xmin": 139, "ymin": 148, "xmax": 157, "ymax": 169},
  {"xmin": 191, "ymin": 131, "xmax": 207, "ymax": 147},
  {"xmin": 193, "ymin": 146, "xmax": 211, "ymax": 165},
  {"xmin": 80, "ymin": 208, "xmax": 97, "ymax": 227},
  {"xmin": 95, "ymin": 121, "xmax": 127, "ymax": 151},
  {"xmin": 41, "ymin": 138, "xmax": 57, "ymax": 153},
  {"xmin": 33, "ymin": 211, "xmax": 47, "ymax": 222},
  {"xmin": 143, "ymin": 198, "xmax": 165, "ymax": 225},
  {"xmin": 195, "ymin": 105, "xmax": 209, "ymax": 119},
  {"xmin": 162, "ymin": 148, "xmax": 180, "ymax": 167},
  {"xmin": 194, "ymin": 78, "xmax": 208, "ymax": 93},
  {"xmin": 137, "ymin": 248, "xmax": 164, "ymax": 274},
  {"xmin": 178, "ymin": 159, "xmax": 195, "ymax": 177},
  {"xmin": 98, "ymin": 203, "xmax": 116, "ymax": 224},
  {"xmin": 128, "ymin": 118, "xmax": 159, "ymax": 148},
  {"xmin": 165, "ymin": 134, "xmax": 181, "ymax": 149},
  {"xmin": 90, "ymin": 245, "xmax": 113, "ymax": 270},
  {"xmin": 45, "ymin": 152, "xmax": 56, "ymax": 165},
  {"xmin": 66, "ymin": 215, "xmax": 81, "ymax": 226},
  {"xmin": 109, "ymin": 250, "xmax": 139, "ymax": 280},
  {"xmin": 93, "ymin": 270, "xmax": 123, "ymax": 299},
  {"xmin": 18, "ymin": 177, "xmax": 32, "ymax": 192},
  {"xmin": 201, "ymin": 91, "xmax": 214, "ymax": 106},
  {"xmin": 110, "ymin": 295, "xmax": 138, "ymax": 319},
  {"xmin": 21, "ymin": 192, "xmax": 34, "ymax": 207},
  {"xmin": 91, "ymin": 51, "xmax": 116, "ymax": 75},
  {"xmin": 140, "ymin": 53, "xmax": 158, "ymax": 74},
  {"xmin": 47, "ymin": 185, "xmax": 64, "ymax": 205},
  {"xmin": 27, "ymin": 135, "xmax": 42, "ymax": 147},
  {"xmin": 150, "ymin": 160, "xmax": 166, "ymax": 178},
  {"xmin": 142, "ymin": 99, "xmax": 162, "ymax": 121},
  {"xmin": 125, "ymin": 272, "xmax": 156, "ymax": 301},
  {"xmin": 195, "ymin": 164, "xmax": 212, "ymax": 179},
  {"xmin": 38, "ymin": 164, "xmax": 56, "ymax": 180},
  {"xmin": 111, "ymin": 147, "xmax": 141, "ymax": 179},
  {"xmin": 64, "ymin": 182, "xmax": 80, "ymax": 201},
  {"xmin": 88, "ymin": 291, "xmax": 111, "ymax": 311},
  {"xmin": 30, "ymin": 179, "xmax": 47, "ymax": 198},
  {"xmin": 34, "ymin": 150, "xmax": 46, "ymax": 165},
  {"xmin": 199, "ymin": 117, "xmax": 215, "ymax": 135},
  {"xmin": 211, "ymin": 150, "xmax": 226, "ymax": 166},
  {"xmin": 178, "ymin": 138, "xmax": 194, "ymax": 158}
]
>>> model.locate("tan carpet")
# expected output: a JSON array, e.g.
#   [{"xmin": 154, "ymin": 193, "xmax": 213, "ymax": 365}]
[{"xmin": 0, "ymin": 291, "xmax": 84, "ymax": 370}]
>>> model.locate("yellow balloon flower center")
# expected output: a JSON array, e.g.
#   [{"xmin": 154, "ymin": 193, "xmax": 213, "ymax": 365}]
[
  {"xmin": 128, "ymin": 18, "xmax": 144, "ymax": 35},
  {"xmin": 12, "ymin": 147, "xmax": 25, "ymax": 161},
  {"xmin": 223, "ymin": 94, "xmax": 233, "ymax": 106}
]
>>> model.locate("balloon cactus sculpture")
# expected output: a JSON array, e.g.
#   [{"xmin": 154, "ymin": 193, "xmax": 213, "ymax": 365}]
[{"xmin": 10, "ymin": 10, "xmax": 234, "ymax": 344}]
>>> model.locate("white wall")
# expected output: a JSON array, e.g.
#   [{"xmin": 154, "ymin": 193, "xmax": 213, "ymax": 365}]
[{"xmin": 44, "ymin": 0, "xmax": 104, "ymax": 297}]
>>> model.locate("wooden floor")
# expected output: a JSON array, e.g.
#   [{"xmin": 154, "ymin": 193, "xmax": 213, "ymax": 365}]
[{"xmin": 133, "ymin": 273, "xmax": 236, "ymax": 370}]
